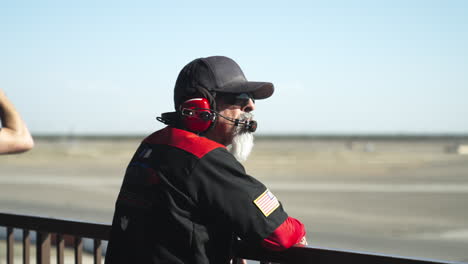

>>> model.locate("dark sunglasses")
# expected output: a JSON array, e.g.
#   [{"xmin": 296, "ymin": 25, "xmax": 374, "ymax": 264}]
[{"xmin": 217, "ymin": 92, "xmax": 255, "ymax": 107}]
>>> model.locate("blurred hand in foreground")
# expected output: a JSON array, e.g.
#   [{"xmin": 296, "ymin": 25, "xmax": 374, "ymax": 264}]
[{"xmin": 0, "ymin": 89, "xmax": 34, "ymax": 154}]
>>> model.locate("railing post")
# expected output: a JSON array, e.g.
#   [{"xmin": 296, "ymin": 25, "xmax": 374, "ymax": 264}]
[
  {"xmin": 36, "ymin": 231, "xmax": 51, "ymax": 264},
  {"xmin": 75, "ymin": 236, "xmax": 83, "ymax": 264},
  {"xmin": 57, "ymin": 234, "xmax": 65, "ymax": 264},
  {"xmin": 23, "ymin": 229, "xmax": 30, "ymax": 264},
  {"xmin": 7, "ymin": 227, "xmax": 14, "ymax": 264},
  {"xmin": 93, "ymin": 239, "xmax": 102, "ymax": 264}
]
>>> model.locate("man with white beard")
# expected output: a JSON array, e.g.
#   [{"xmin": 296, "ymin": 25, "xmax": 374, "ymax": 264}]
[{"xmin": 105, "ymin": 56, "xmax": 307, "ymax": 264}]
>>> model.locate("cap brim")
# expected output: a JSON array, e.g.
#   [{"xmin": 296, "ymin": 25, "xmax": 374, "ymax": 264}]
[{"xmin": 218, "ymin": 81, "xmax": 274, "ymax": 100}]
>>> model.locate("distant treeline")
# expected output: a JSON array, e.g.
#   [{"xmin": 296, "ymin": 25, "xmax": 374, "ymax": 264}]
[{"xmin": 34, "ymin": 134, "xmax": 468, "ymax": 142}]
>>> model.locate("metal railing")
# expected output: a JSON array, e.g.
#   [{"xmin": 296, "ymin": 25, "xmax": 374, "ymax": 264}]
[
  {"xmin": 0, "ymin": 212, "xmax": 109, "ymax": 264},
  {"xmin": 0, "ymin": 212, "xmax": 463, "ymax": 264}
]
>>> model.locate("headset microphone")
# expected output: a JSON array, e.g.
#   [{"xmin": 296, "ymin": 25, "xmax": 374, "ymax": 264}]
[{"xmin": 216, "ymin": 114, "xmax": 258, "ymax": 133}]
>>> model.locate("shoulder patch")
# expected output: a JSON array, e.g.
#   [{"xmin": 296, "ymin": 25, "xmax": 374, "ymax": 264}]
[
  {"xmin": 138, "ymin": 147, "xmax": 153, "ymax": 159},
  {"xmin": 253, "ymin": 189, "xmax": 280, "ymax": 217}
]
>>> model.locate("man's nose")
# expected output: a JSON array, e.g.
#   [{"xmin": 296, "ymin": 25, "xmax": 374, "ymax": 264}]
[{"xmin": 241, "ymin": 98, "xmax": 255, "ymax": 113}]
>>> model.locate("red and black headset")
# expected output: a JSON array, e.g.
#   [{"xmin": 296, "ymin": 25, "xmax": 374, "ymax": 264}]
[
  {"xmin": 179, "ymin": 97, "xmax": 216, "ymax": 133},
  {"xmin": 157, "ymin": 93, "xmax": 257, "ymax": 133},
  {"xmin": 156, "ymin": 95, "xmax": 217, "ymax": 134}
]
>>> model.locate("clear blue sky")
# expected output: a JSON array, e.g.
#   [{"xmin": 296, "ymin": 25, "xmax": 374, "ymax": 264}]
[{"xmin": 1, "ymin": 0, "xmax": 467, "ymax": 135}]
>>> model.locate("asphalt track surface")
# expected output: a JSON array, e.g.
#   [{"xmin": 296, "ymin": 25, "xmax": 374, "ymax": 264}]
[{"xmin": 1, "ymin": 138, "xmax": 467, "ymax": 263}]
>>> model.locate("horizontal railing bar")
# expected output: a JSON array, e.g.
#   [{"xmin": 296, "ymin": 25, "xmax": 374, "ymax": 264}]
[
  {"xmin": 235, "ymin": 243, "xmax": 465, "ymax": 264},
  {"xmin": 0, "ymin": 212, "xmax": 110, "ymax": 240},
  {"xmin": 1, "ymin": 212, "xmax": 464, "ymax": 264}
]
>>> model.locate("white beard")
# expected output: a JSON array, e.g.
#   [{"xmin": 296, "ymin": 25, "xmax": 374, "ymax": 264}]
[{"xmin": 227, "ymin": 112, "xmax": 255, "ymax": 162}]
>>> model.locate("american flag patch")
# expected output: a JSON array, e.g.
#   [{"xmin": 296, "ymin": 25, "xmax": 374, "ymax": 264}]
[{"xmin": 253, "ymin": 189, "xmax": 280, "ymax": 217}]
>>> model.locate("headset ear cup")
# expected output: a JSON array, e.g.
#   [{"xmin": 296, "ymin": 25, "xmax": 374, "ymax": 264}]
[
  {"xmin": 199, "ymin": 111, "xmax": 212, "ymax": 121},
  {"xmin": 180, "ymin": 98, "xmax": 214, "ymax": 132}
]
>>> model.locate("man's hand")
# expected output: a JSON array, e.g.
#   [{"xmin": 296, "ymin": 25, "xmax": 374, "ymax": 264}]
[
  {"xmin": 0, "ymin": 89, "xmax": 34, "ymax": 154},
  {"xmin": 231, "ymin": 258, "xmax": 247, "ymax": 264},
  {"xmin": 295, "ymin": 236, "xmax": 308, "ymax": 247}
]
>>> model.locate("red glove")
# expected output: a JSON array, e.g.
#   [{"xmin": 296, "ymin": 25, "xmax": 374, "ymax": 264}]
[{"xmin": 261, "ymin": 217, "xmax": 307, "ymax": 251}]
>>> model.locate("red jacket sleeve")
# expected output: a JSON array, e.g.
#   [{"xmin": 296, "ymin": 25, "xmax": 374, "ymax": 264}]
[{"xmin": 261, "ymin": 216, "xmax": 306, "ymax": 251}]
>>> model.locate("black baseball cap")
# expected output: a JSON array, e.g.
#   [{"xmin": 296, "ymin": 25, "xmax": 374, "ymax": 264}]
[{"xmin": 174, "ymin": 56, "xmax": 274, "ymax": 108}]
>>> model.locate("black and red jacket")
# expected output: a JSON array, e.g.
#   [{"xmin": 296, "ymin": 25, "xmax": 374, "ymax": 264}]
[{"xmin": 105, "ymin": 127, "xmax": 305, "ymax": 264}]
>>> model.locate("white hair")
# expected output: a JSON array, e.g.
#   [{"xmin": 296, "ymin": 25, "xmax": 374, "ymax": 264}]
[{"xmin": 227, "ymin": 112, "xmax": 255, "ymax": 162}]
